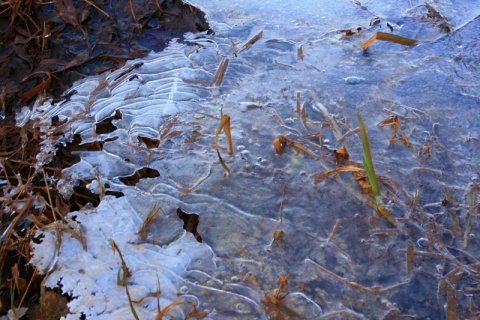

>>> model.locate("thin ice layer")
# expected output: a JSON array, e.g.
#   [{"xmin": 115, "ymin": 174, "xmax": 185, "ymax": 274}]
[{"xmin": 26, "ymin": 0, "xmax": 480, "ymax": 319}]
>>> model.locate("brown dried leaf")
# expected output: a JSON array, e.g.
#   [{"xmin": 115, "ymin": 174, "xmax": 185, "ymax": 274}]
[
  {"xmin": 362, "ymin": 32, "xmax": 417, "ymax": 50},
  {"xmin": 53, "ymin": 0, "xmax": 80, "ymax": 29},
  {"xmin": 273, "ymin": 136, "xmax": 287, "ymax": 154},
  {"xmin": 333, "ymin": 145, "xmax": 350, "ymax": 164}
]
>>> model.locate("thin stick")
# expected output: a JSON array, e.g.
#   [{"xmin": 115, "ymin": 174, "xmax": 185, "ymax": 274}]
[
  {"xmin": 128, "ymin": 0, "xmax": 138, "ymax": 25},
  {"xmin": 327, "ymin": 219, "xmax": 341, "ymax": 242},
  {"xmin": 82, "ymin": 0, "xmax": 110, "ymax": 18}
]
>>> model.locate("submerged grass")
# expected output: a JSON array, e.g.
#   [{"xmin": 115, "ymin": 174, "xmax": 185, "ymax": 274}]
[
  {"xmin": 215, "ymin": 113, "xmax": 233, "ymax": 174},
  {"xmin": 357, "ymin": 112, "xmax": 397, "ymax": 227}
]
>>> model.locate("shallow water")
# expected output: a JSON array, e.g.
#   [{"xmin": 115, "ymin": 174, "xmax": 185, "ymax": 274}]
[{"xmin": 27, "ymin": 1, "xmax": 480, "ymax": 318}]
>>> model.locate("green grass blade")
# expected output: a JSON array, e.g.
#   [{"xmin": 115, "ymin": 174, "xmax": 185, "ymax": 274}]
[
  {"xmin": 217, "ymin": 149, "xmax": 231, "ymax": 174},
  {"xmin": 358, "ymin": 113, "xmax": 397, "ymax": 226},
  {"xmin": 357, "ymin": 113, "xmax": 381, "ymax": 201}
]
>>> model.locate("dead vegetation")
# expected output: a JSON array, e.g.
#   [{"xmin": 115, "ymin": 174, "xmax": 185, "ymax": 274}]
[
  {"xmin": 0, "ymin": 0, "xmax": 211, "ymax": 117},
  {"xmin": 269, "ymin": 91, "xmax": 480, "ymax": 318}
]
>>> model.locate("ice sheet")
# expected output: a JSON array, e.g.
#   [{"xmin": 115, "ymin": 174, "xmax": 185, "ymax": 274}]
[{"xmin": 27, "ymin": 0, "xmax": 480, "ymax": 318}]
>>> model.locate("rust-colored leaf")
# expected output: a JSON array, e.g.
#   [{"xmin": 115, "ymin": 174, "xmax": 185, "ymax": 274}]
[
  {"xmin": 362, "ymin": 32, "xmax": 417, "ymax": 50},
  {"xmin": 215, "ymin": 114, "xmax": 233, "ymax": 154},
  {"xmin": 273, "ymin": 136, "xmax": 287, "ymax": 154}
]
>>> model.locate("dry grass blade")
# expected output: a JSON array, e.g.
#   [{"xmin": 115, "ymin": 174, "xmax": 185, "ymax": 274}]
[
  {"xmin": 137, "ymin": 206, "xmax": 161, "ymax": 240},
  {"xmin": 19, "ymin": 73, "xmax": 52, "ymax": 100},
  {"xmin": 301, "ymin": 102, "xmax": 308, "ymax": 130},
  {"xmin": 312, "ymin": 165, "xmax": 365, "ymax": 184},
  {"xmin": 215, "ymin": 114, "xmax": 233, "ymax": 154},
  {"xmin": 406, "ymin": 242, "xmax": 414, "ymax": 279},
  {"xmin": 82, "ymin": 0, "xmax": 110, "ymax": 18},
  {"xmin": 155, "ymin": 301, "xmax": 189, "ymax": 320},
  {"xmin": 216, "ymin": 149, "xmax": 230, "ymax": 175},
  {"xmin": 378, "ymin": 115, "xmax": 414, "ymax": 151},
  {"xmin": 125, "ymin": 282, "xmax": 140, "ymax": 320},
  {"xmin": 128, "ymin": 0, "xmax": 138, "ymax": 25},
  {"xmin": 438, "ymin": 279, "xmax": 459, "ymax": 320},
  {"xmin": 272, "ymin": 110, "xmax": 285, "ymax": 127},
  {"xmin": 110, "ymin": 240, "xmax": 138, "ymax": 318},
  {"xmin": 464, "ymin": 180, "xmax": 479, "ymax": 248},
  {"xmin": 372, "ymin": 203, "xmax": 398, "ymax": 227},
  {"xmin": 307, "ymin": 259, "xmax": 407, "ymax": 294},
  {"xmin": 442, "ymin": 185, "xmax": 462, "ymax": 235},
  {"xmin": 261, "ymin": 274, "xmax": 305, "ymax": 319},
  {"xmin": 110, "ymin": 240, "xmax": 131, "ymax": 284},
  {"xmin": 296, "ymin": 92, "xmax": 301, "ymax": 114},
  {"xmin": 215, "ymin": 114, "xmax": 233, "ymax": 174},
  {"xmin": 327, "ymin": 219, "xmax": 341, "ymax": 242},
  {"xmin": 238, "ymin": 30, "xmax": 263, "ymax": 53},
  {"xmin": 210, "ymin": 57, "xmax": 229, "ymax": 86},
  {"xmin": 362, "ymin": 32, "xmax": 418, "ymax": 50},
  {"xmin": 229, "ymin": 38, "xmax": 237, "ymax": 57},
  {"xmin": 280, "ymin": 136, "xmax": 316, "ymax": 157}
]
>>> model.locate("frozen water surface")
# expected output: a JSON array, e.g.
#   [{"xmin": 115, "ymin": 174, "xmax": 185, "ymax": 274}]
[{"xmin": 26, "ymin": 0, "xmax": 480, "ymax": 319}]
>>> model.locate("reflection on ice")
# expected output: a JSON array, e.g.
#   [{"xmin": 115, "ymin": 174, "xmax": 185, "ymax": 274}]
[{"xmin": 26, "ymin": 0, "xmax": 480, "ymax": 318}]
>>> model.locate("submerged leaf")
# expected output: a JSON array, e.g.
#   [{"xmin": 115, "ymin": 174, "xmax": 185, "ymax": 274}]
[
  {"xmin": 273, "ymin": 136, "xmax": 287, "ymax": 154},
  {"xmin": 215, "ymin": 114, "xmax": 233, "ymax": 154}
]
